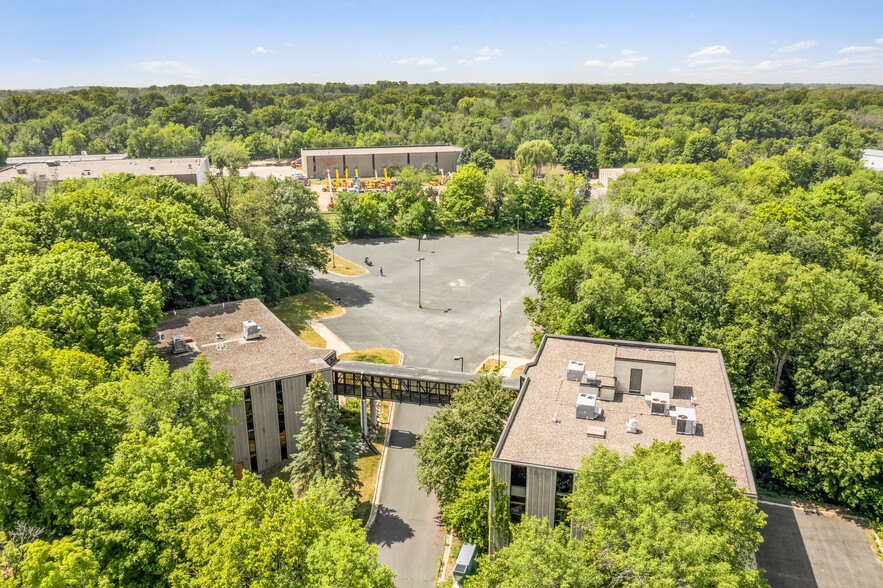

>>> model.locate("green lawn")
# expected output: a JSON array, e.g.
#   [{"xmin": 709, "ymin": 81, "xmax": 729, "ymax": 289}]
[{"xmin": 270, "ymin": 290, "xmax": 343, "ymax": 347}]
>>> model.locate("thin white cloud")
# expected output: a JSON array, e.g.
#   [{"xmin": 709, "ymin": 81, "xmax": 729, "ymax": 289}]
[
  {"xmin": 452, "ymin": 46, "xmax": 459, "ymax": 50},
  {"xmin": 609, "ymin": 55, "xmax": 647, "ymax": 69},
  {"xmin": 837, "ymin": 45, "xmax": 877, "ymax": 54},
  {"xmin": 252, "ymin": 46, "xmax": 272, "ymax": 54},
  {"xmin": 669, "ymin": 67, "xmax": 681, "ymax": 73},
  {"xmin": 459, "ymin": 47, "xmax": 503, "ymax": 66},
  {"xmin": 752, "ymin": 58, "xmax": 808, "ymax": 71},
  {"xmin": 396, "ymin": 57, "xmax": 437, "ymax": 66},
  {"xmin": 689, "ymin": 45, "xmax": 730, "ymax": 58},
  {"xmin": 477, "ymin": 47, "xmax": 503, "ymax": 57},
  {"xmin": 818, "ymin": 53, "xmax": 882, "ymax": 68},
  {"xmin": 779, "ymin": 40, "xmax": 817, "ymax": 53},
  {"xmin": 433, "ymin": 66, "xmax": 446, "ymax": 72},
  {"xmin": 284, "ymin": 42, "xmax": 293, "ymax": 47},
  {"xmin": 620, "ymin": 49, "xmax": 637, "ymax": 55},
  {"xmin": 129, "ymin": 60, "xmax": 201, "ymax": 77},
  {"xmin": 597, "ymin": 43, "xmax": 606, "ymax": 49},
  {"xmin": 878, "ymin": 38, "xmax": 883, "ymax": 45},
  {"xmin": 584, "ymin": 59, "xmax": 605, "ymax": 67}
]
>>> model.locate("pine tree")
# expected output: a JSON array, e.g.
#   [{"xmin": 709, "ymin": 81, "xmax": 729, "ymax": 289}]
[{"xmin": 284, "ymin": 373, "xmax": 361, "ymax": 494}]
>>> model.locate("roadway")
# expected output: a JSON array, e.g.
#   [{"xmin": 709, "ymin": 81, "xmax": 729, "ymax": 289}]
[{"xmin": 313, "ymin": 233, "xmax": 538, "ymax": 586}]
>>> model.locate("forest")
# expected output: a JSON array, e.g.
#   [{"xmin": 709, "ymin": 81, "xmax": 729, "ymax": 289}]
[{"xmin": 0, "ymin": 81, "xmax": 882, "ymax": 584}]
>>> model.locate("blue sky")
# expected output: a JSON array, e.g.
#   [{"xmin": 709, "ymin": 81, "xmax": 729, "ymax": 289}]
[{"xmin": 3, "ymin": 1, "xmax": 881, "ymax": 89}]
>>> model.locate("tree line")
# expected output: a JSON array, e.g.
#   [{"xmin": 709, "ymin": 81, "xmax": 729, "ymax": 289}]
[{"xmin": 1, "ymin": 82, "xmax": 880, "ymax": 168}]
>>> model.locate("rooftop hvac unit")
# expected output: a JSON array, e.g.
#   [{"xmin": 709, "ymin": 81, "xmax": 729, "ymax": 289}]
[
  {"xmin": 576, "ymin": 393, "xmax": 602, "ymax": 420},
  {"xmin": 171, "ymin": 334, "xmax": 188, "ymax": 354},
  {"xmin": 647, "ymin": 392, "xmax": 671, "ymax": 416},
  {"xmin": 243, "ymin": 320, "xmax": 262, "ymax": 340},
  {"xmin": 670, "ymin": 407, "xmax": 698, "ymax": 435},
  {"xmin": 566, "ymin": 361, "xmax": 585, "ymax": 381},
  {"xmin": 626, "ymin": 417, "xmax": 639, "ymax": 434}
]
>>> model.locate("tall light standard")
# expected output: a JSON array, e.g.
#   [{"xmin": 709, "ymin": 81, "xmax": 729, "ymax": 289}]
[
  {"xmin": 515, "ymin": 214, "xmax": 521, "ymax": 254},
  {"xmin": 331, "ymin": 244, "xmax": 336, "ymax": 268},
  {"xmin": 418, "ymin": 233, "xmax": 427, "ymax": 251},
  {"xmin": 453, "ymin": 356, "xmax": 464, "ymax": 372},
  {"xmin": 416, "ymin": 257, "xmax": 425, "ymax": 309}
]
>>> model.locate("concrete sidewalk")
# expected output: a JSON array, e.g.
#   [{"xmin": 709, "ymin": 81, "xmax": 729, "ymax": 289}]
[{"xmin": 309, "ymin": 320, "xmax": 352, "ymax": 354}]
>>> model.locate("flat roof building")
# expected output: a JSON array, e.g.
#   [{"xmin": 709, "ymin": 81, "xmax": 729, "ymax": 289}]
[
  {"xmin": 0, "ymin": 156, "xmax": 209, "ymax": 186},
  {"xmin": 861, "ymin": 149, "xmax": 883, "ymax": 172},
  {"xmin": 301, "ymin": 144, "xmax": 462, "ymax": 178},
  {"xmin": 153, "ymin": 298, "xmax": 336, "ymax": 474},
  {"xmin": 490, "ymin": 334, "xmax": 755, "ymax": 550}
]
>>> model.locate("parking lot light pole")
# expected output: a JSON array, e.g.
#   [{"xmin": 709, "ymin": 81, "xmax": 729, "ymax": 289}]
[
  {"xmin": 331, "ymin": 244, "xmax": 336, "ymax": 267},
  {"xmin": 516, "ymin": 214, "xmax": 521, "ymax": 254},
  {"xmin": 418, "ymin": 233, "xmax": 427, "ymax": 251},
  {"xmin": 453, "ymin": 356, "xmax": 464, "ymax": 372},
  {"xmin": 416, "ymin": 257, "xmax": 425, "ymax": 308}
]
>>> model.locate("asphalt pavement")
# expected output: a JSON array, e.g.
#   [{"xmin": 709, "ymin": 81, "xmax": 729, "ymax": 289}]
[
  {"xmin": 315, "ymin": 233, "xmax": 539, "ymax": 586},
  {"xmin": 757, "ymin": 501, "xmax": 883, "ymax": 587},
  {"xmin": 315, "ymin": 233, "xmax": 538, "ymax": 370},
  {"xmin": 367, "ymin": 404, "xmax": 445, "ymax": 587}
]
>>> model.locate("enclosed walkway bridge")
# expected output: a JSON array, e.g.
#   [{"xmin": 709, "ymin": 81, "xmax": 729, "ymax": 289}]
[{"xmin": 331, "ymin": 360, "xmax": 522, "ymax": 406}]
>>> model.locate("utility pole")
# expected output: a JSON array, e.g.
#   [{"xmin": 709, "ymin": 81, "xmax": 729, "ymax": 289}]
[
  {"xmin": 498, "ymin": 298, "xmax": 502, "ymax": 369},
  {"xmin": 416, "ymin": 257, "xmax": 425, "ymax": 308},
  {"xmin": 516, "ymin": 214, "xmax": 520, "ymax": 254}
]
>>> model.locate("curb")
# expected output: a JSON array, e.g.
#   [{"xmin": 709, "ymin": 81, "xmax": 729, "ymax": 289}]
[
  {"xmin": 365, "ymin": 401, "xmax": 396, "ymax": 531},
  {"xmin": 438, "ymin": 530, "xmax": 454, "ymax": 585}
]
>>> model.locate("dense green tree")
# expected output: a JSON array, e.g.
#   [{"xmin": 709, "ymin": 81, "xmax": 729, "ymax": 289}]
[
  {"xmin": 201, "ymin": 135, "xmax": 250, "ymax": 224},
  {"xmin": 234, "ymin": 177, "xmax": 332, "ymax": 301},
  {"xmin": 441, "ymin": 451, "xmax": 508, "ymax": 552},
  {"xmin": 470, "ymin": 148, "xmax": 496, "ymax": 172},
  {"xmin": 725, "ymin": 252, "xmax": 872, "ymax": 396},
  {"xmin": 474, "ymin": 442, "xmax": 767, "ymax": 588},
  {"xmin": 72, "ymin": 424, "xmax": 205, "ymax": 587},
  {"xmin": 437, "ymin": 163, "xmax": 488, "ymax": 230},
  {"xmin": 333, "ymin": 191, "xmax": 391, "ymax": 240},
  {"xmin": 0, "ymin": 241, "xmax": 163, "ymax": 363},
  {"xmin": 596, "ymin": 122, "xmax": 627, "ymax": 168},
  {"xmin": 514, "ymin": 139, "xmax": 557, "ymax": 178},
  {"xmin": 6, "ymin": 175, "xmax": 264, "ymax": 308},
  {"xmin": 559, "ymin": 143, "xmax": 597, "ymax": 176},
  {"xmin": 415, "ymin": 376, "xmax": 513, "ymax": 508},
  {"xmin": 0, "ymin": 329, "xmax": 123, "ymax": 532},
  {"xmin": 284, "ymin": 374, "xmax": 361, "ymax": 495},
  {"xmin": 0, "ymin": 536, "xmax": 108, "ymax": 588},
  {"xmin": 681, "ymin": 128, "xmax": 726, "ymax": 163},
  {"xmin": 170, "ymin": 472, "xmax": 394, "ymax": 588},
  {"xmin": 118, "ymin": 354, "xmax": 239, "ymax": 468}
]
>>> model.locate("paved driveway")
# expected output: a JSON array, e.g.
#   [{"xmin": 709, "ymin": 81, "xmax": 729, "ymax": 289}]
[
  {"xmin": 314, "ymin": 234, "xmax": 538, "ymax": 586},
  {"xmin": 367, "ymin": 404, "xmax": 445, "ymax": 587},
  {"xmin": 757, "ymin": 501, "xmax": 883, "ymax": 587}
]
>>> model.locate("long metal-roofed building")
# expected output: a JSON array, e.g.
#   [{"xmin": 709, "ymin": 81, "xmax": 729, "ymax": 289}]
[
  {"xmin": 489, "ymin": 334, "xmax": 756, "ymax": 551},
  {"xmin": 0, "ymin": 155, "xmax": 209, "ymax": 186},
  {"xmin": 301, "ymin": 145, "xmax": 463, "ymax": 178}
]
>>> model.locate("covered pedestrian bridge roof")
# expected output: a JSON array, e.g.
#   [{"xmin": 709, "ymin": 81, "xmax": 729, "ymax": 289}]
[{"xmin": 331, "ymin": 360, "xmax": 522, "ymax": 406}]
